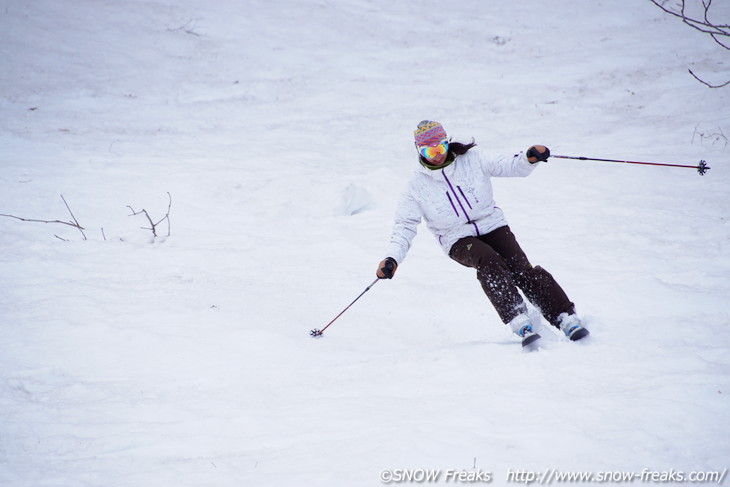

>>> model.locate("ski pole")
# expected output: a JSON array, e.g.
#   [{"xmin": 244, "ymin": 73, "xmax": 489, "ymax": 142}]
[
  {"xmin": 310, "ymin": 278, "xmax": 380, "ymax": 338},
  {"xmin": 552, "ymin": 154, "xmax": 710, "ymax": 176}
]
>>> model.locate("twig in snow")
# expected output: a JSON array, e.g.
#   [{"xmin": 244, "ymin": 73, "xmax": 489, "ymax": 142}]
[
  {"xmin": 688, "ymin": 68, "xmax": 730, "ymax": 88},
  {"xmin": 60, "ymin": 194, "xmax": 87, "ymax": 240},
  {"xmin": 167, "ymin": 19, "xmax": 202, "ymax": 36},
  {"xmin": 0, "ymin": 194, "xmax": 87, "ymax": 240},
  {"xmin": 649, "ymin": 0, "xmax": 730, "ymax": 87},
  {"xmin": 127, "ymin": 192, "xmax": 172, "ymax": 238},
  {"xmin": 692, "ymin": 123, "xmax": 728, "ymax": 147}
]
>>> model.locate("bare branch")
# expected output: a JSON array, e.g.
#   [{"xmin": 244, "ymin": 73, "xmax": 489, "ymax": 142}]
[
  {"xmin": 167, "ymin": 19, "xmax": 202, "ymax": 36},
  {"xmin": 1, "ymin": 195, "xmax": 87, "ymax": 240},
  {"xmin": 0, "ymin": 213, "xmax": 81, "ymax": 228},
  {"xmin": 127, "ymin": 206, "xmax": 157, "ymax": 236},
  {"xmin": 688, "ymin": 68, "xmax": 730, "ymax": 87},
  {"xmin": 692, "ymin": 123, "xmax": 728, "ymax": 147},
  {"xmin": 127, "ymin": 192, "xmax": 172, "ymax": 238},
  {"xmin": 649, "ymin": 0, "xmax": 730, "ymax": 87},
  {"xmin": 649, "ymin": 0, "xmax": 730, "ymax": 44},
  {"xmin": 61, "ymin": 194, "xmax": 87, "ymax": 240},
  {"xmin": 711, "ymin": 33, "xmax": 730, "ymax": 49},
  {"xmin": 648, "ymin": 0, "xmax": 689, "ymax": 21}
]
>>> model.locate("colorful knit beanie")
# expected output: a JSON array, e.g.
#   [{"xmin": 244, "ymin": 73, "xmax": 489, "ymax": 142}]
[{"xmin": 414, "ymin": 120, "xmax": 447, "ymax": 146}]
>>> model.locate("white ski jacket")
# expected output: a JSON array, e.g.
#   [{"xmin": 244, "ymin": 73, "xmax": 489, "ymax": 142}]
[{"xmin": 385, "ymin": 148, "xmax": 539, "ymax": 263}]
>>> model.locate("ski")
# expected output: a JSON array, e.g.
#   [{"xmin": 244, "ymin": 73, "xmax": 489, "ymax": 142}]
[
  {"xmin": 522, "ymin": 333, "xmax": 541, "ymax": 348},
  {"xmin": 569, "ymin": 328, "xmax": 590, "ymax": 341}
]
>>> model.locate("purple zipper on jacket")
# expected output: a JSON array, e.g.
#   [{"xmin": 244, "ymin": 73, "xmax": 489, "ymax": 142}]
[
  {"xmin": 446, "ymin": 192, "xmax": 459, "ymax": 217},
  {"xmin": 457, "ymin": 186, "xmax": 473, "ymax": 209},
  {"xmin": 443, "ymin": 171, "xmax": 480, "ymax": 234}
]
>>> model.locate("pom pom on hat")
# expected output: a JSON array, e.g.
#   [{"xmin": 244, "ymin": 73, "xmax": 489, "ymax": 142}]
[{"xmin": 414, "ymin": 120, "xmax": 447, "ymax": 146}]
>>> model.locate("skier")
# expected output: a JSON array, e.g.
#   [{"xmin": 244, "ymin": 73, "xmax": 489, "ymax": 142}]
[{"xmin": 375, "ymin": 120, "xmax": 589, "ymax": 346}]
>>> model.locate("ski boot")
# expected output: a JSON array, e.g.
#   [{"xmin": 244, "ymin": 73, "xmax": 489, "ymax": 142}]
[
  {"xmin": 508, "ymin": 314, "xmax": 541, "ymax": 347},
  {"xmin": 558, "ymin": 313, "xmax": 590, "ymax": 341}
]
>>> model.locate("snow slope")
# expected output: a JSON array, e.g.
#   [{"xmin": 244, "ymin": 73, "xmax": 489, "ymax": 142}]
[{"xmin": 1, "ymin": 1, "xmax": 729, "ymax": 486}]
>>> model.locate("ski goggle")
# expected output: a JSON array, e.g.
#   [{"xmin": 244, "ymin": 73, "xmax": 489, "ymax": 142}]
[{"xmin": 418, "ymin": 140, "xmax": 449, "ymax": 159}]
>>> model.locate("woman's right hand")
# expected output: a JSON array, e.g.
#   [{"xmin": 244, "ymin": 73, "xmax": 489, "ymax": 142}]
[{"xmin": 527, "ymin": 145, "xmax": 550, "ymax": 163}]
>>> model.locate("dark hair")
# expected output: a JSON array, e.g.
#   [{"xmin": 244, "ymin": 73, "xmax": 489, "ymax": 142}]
[{"xmin": 449, "ymin": 138, "xmax": 477, "ymax": 156}]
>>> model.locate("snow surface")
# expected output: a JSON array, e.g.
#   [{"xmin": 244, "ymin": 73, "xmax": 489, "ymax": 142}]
[{"xmin": 1, "ymin": 1, "xmax": 729, "ymax": 486}]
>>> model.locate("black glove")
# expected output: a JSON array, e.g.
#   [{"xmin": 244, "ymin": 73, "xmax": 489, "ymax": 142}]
[
  {"xmin": 377, "ymin": 257, "xmax": 398, "ymax": 279},
  {"xmin": 526, "ymin": 145, "xmax": 550, "ymax": 163}
]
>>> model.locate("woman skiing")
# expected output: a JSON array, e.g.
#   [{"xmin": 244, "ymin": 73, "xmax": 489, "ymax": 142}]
[{"xmin": 375, "ymin": 120, "xmax": 589, "ymax": 346}]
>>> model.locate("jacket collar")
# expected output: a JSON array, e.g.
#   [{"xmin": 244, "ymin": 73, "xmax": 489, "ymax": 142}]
[{"xmin": 418, "ymin": 152, "xmax": 457, "ymax": 178}]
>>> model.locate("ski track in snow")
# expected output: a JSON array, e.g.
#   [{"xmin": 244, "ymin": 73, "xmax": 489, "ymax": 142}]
[{"xmin": 1, "ymin": 1, "xmax": 729, "ymax": 486}]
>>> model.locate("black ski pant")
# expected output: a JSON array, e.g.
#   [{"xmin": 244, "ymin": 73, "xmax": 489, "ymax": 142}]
[{"xmin": 449, "ymin": 225, "xmax": 575, "ymax": 327}]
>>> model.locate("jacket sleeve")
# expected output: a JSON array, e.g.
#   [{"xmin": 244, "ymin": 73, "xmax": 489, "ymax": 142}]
[
  {"xmin": 475, "ymin": 149, "xmax": 537, "ymax": 178},
  {"xmin": 385, "ymin": 185, "xmax": 422, "ymax": 264}
]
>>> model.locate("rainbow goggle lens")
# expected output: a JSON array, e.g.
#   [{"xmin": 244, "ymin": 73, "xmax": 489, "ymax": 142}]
[{"xmin": 418, "ymin": 140, "xmax": 449, "ymax": 159}]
